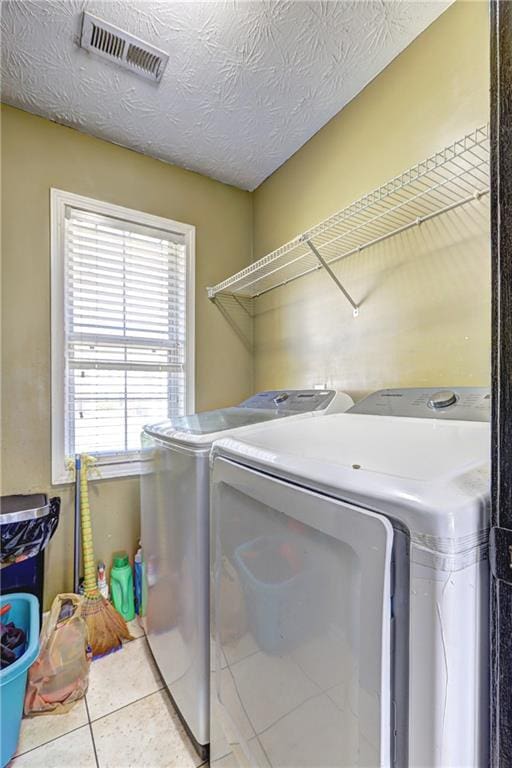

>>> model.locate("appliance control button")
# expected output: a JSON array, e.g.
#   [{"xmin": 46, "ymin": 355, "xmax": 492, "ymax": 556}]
[
  {"xmin": 427, "ymin": 390, "xmax": 458, "ymax": 409},
  {"xmin": 273, "ymin": 392, "xmax": 289, "ymax": 404}
]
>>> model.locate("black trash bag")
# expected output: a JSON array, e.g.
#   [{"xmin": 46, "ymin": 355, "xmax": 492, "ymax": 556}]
[{"xmin": 1, "ymin": 497, "xmax": 60, "ymax": 565}]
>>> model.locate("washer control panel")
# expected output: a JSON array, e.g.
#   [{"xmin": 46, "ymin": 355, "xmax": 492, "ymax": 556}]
[
  {"xmin": 241, "ymin": 390, "xmax": 335, "ymax": 413},
  {"xmin": 349, "ymin": 387, "xmax": 490, "ymax": 421}
]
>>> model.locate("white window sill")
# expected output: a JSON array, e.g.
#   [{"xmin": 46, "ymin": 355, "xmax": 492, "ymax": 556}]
[{"xmin": 52, "ymin": 458, "xmax": 148, "ymax": 485}]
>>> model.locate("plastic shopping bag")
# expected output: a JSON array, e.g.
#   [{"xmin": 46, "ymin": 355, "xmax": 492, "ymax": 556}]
[{"xmin": 24, "ymin": 593, "xmax": 91, "ymax": 715}]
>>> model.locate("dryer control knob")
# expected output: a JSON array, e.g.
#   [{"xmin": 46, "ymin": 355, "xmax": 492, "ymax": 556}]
[{"xmin": 427, "ymin": 390, "xmax": 457, "ymax": 409}]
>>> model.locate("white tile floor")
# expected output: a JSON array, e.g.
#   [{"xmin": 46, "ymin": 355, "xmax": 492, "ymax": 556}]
[{"xmin": 11, "ymin": 619, "xmax": 207, "ymax": 768}]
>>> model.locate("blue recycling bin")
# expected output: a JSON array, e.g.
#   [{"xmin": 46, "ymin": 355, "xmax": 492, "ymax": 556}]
[{"xmin": 0, "ymin": 593, "xmax": 40, "ymax": 767}]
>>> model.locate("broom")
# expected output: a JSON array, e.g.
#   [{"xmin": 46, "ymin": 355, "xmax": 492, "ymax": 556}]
[{"xmin": 78, "ymin": 454, "xmax": 132, "ymax": 658}]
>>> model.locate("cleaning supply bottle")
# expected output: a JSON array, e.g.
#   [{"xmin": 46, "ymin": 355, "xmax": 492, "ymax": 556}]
[
  {"xmin": 141, "ymin": 548, "xmax": 148, "ymax": 618},
  {"xmin": 110, "ymin": 551, "xmax": 135, "ymax": 622},
  {"xmin": 97, "ymin": 561, "xmax": 109, "ymax": 600},
  {"xmin": 134, "ymin": 546, "xmax": 142, "ymax": 616}
]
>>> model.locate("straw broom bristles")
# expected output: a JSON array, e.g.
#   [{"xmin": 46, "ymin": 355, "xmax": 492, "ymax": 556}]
[{"xmin": 79, "ymin": 455, "xmax": 132, "ymax": 657}]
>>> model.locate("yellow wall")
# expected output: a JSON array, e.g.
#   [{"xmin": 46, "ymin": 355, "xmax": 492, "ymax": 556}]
[
  {"xmin": 1, "ymin": 105, "xmax": 253, "ymax": 606},
  {"xmin": 252, "ymin": 0, "xmax": 490, "ymax": 399}
]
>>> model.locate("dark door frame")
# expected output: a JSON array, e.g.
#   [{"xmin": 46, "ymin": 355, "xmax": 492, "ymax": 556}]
[{"xmin": 490, "ymin": 1, "xmax": 512, "ymax": 765}]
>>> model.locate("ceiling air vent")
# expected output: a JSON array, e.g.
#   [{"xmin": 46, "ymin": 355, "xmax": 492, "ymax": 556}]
[{"xmin": 79, "ymin": 12, "xmax": 168, "ymax": 83}]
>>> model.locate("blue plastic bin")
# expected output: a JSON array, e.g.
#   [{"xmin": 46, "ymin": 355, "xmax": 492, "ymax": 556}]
[
  {"xmin": 0, "ymin": 593, "xmax": 40, "ymax": 767},
  {"xmin": 234, "ymin": 536, "xmax": 323, "ymax": 655}
]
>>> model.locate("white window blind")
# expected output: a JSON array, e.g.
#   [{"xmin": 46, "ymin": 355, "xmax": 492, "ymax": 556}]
[{"xmin": 52, "ymin": 191, "xmax": 194, "ymax": 482}]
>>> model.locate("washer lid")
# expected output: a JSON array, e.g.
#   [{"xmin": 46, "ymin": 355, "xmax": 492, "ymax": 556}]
[
  {"xmin": 211, "ymin": 412, "xmax": 490, "ymax": 541},
  {"xmin": 143, "ymin": 406, "xmax": 304, "ymax": 447},
  {"xmin": 142, "ymin": 388, "xmax": 347, "ymax": 447}
]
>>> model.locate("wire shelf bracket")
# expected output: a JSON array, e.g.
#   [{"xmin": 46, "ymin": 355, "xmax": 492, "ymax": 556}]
[
  {"xmin": 207, "ymin": 124, "xmax": 490, "ymax": 316},
  {"xmin": 303, "ymin": 238, "xmax": 359, "ymax": 316}
]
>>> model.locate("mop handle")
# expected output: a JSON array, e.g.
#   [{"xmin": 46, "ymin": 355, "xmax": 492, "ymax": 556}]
[{"xmin": 74, "ymin": 454, "xmax": 81, "ymax": 594}]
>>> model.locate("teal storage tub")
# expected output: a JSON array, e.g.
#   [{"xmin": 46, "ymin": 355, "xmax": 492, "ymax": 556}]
[
  {"xmin": 234, "ymin": 536, "xmax": 324, "ymax": 655},
  {"xmin": 1, "ymin": 593, "xmax": 40, "ymax": 767}
]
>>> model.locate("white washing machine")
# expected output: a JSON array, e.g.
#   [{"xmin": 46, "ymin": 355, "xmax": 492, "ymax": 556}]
[
  {"xmin": 140, "ymin": 389, "xmax": 353, "ymax": 758},
  {"xmin": 210, "ymin": 387, "xmax": 490, "ymax": 768}
]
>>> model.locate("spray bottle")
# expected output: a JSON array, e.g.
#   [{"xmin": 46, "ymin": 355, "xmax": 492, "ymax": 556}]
[{"xmin": 97, "ymin": 560, "xmax": 109, "ymax": 600}]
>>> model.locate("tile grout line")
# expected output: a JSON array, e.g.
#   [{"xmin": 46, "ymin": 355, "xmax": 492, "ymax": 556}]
[
  {"xmin": 14, "ymin": 628, "xmax": 158, "ymax": 765},
  {"xmin": 14, "ymin": 686, "xmax": 197, "ymax": 767},
  {"xmin": 88, "ymin": 686, "xmax": 204, "ymax": 766},
  {"xmin": 88, "ymin": 685, "xmax": 166, "ymax": 724},
  {"xmin": 84, "ymin": 630, "xmax": 146, "ymax": 767},
  {"xmin": 85, "ymin": 696, "xmax": 101, "ymax": 768},
  {"xmin": 85, "ymin": 633, "xmax": 158, "ymax": 719},
  {"xmin": 13, "ymin": 722, "xmax": 89, "ymax": 760}
]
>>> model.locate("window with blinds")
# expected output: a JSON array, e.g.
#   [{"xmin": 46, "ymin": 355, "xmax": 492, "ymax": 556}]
[{"xmin": 51, "ymin": 190, "xmax": 195, "ymax": 482}]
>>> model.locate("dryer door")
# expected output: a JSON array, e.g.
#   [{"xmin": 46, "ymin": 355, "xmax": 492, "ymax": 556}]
[{"xmin": 211, "ymin": 457, "xmax": 394, "ymax": 768}]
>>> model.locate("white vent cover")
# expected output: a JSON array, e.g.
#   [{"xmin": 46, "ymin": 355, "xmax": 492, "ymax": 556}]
[{"xmin": 79, "ymin": 12, "xmax": 168, "ymax": 83}]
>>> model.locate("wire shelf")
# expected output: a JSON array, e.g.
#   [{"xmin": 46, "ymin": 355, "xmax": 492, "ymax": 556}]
[{"xmin": 207, "ymin": 125, "xmax": 490, "ymax": 312}]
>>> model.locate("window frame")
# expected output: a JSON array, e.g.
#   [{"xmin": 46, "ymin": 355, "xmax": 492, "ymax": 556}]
[{"xmin": 50, "ymin": 188, "xmax": 195, "ymax": 484}]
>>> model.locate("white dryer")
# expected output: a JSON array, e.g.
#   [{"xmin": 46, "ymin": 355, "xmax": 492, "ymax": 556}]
[
  {"xmin": 140, "ymin": 389, "xmax": 353, "ymax": 758},
  {"xmin": 210, "ymin": 388, "xmax": 490, "ymax": 768}
]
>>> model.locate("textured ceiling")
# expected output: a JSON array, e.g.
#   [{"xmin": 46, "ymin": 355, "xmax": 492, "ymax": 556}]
[{"xmin": 1, "ymin": 0, "xmax": 451, "ymax": 190}]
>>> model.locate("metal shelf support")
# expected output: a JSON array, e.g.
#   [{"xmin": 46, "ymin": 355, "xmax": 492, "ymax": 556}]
[{"xmin": 304, "ymin": 238, "xmax": 359, "ymax": 316}]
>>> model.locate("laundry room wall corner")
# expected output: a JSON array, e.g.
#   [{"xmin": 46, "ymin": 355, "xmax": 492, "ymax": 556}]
[{"xmin": 252, "ymin": 0, "xmax": 491, "ymax": 399}]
